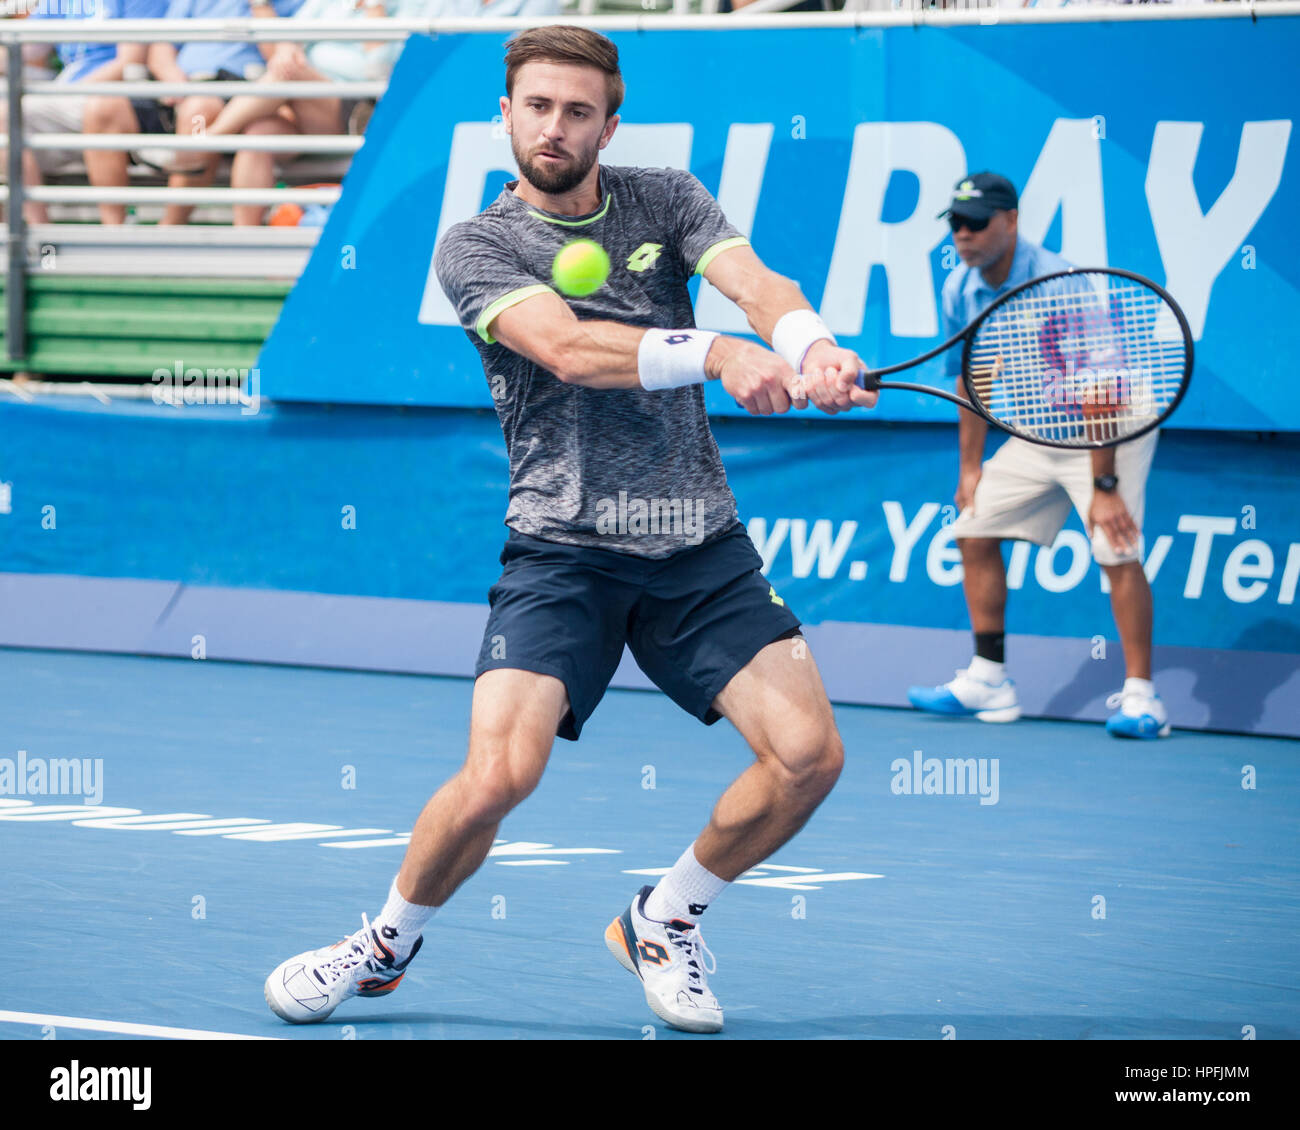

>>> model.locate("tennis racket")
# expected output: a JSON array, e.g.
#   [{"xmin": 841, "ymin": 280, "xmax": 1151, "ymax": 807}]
[{"xmin": 854, "ymin": 267, "xmax": 1193, "ymax": 449}]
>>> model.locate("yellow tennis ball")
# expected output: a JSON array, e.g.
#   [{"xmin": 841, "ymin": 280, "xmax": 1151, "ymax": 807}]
[{"xmin": 552, "ymin": 239, "xmax": 610, "ymax": 297}]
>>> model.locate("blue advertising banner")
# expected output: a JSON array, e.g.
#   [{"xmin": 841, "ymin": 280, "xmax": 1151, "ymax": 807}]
[
  {"xmin": 260, "ymin": 17, "xmax": 1297, "ymax": 430},
  {"xmin": 2, "ymin": 398, "xmax": 1297, "ymax": 651},
  {"xmin": 2, "ymin": 397, "xmax": 1296, "ymax": 731}
]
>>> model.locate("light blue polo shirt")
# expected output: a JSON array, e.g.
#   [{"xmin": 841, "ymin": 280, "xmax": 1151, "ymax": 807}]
[
  {"xmin": 29, "ymin": 0, "xmax": 169, "ymax": 84},
  {"xmin": 940, "ymin": 236, "xmax": 1072, "ymax": 377},
  {"xmin": 163, "ymin": 0, "xmax": 306, "ymax": 79}
]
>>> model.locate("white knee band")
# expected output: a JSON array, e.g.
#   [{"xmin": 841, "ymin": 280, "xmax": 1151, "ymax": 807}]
[
  {"xmin": 772, "ymin": 308, "xmax": 835, "ymax": 372},
  {"xmin": 637, "ymin": 328, "xmax": 720, "ymax": 391}
]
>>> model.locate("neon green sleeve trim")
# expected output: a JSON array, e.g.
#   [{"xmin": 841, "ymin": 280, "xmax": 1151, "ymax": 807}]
[
  {"xmin": 476, "ymin": 284, "xmax": 553, "ymax": 343},
  {"xmin": 694, "ymin": 236, "xmax": 750, "ymax": 276}
]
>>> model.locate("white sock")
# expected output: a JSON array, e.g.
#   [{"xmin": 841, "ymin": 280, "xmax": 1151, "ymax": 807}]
[
  {"xmin": 1124, "ymin": 676, "xmax": 1155, "ymax": 698},
  {"xmin": 644, "ymin": 842, "xmax": 729, "ymax": 924},
  {"xmin": 373, "ymin": 876, "xmax": 435, "ymax": 960},
  {"xmin": 968, "ymin": 654, "xmax": 1005, "ymax": 684}
]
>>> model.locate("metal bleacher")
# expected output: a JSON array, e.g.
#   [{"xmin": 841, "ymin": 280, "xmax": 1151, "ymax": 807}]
[{"xmin": 0, "ymin": 5, "xmax": 841, "ymax": 291}]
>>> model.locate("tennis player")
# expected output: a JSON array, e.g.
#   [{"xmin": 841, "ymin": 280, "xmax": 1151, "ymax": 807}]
[
  {"xmin": 907, "ymin": 173, "xmax": 1169, "ymax": 739},
  {"xmin": 264, "ymin": 25, "xmax": 874, "ymax": 1033}
]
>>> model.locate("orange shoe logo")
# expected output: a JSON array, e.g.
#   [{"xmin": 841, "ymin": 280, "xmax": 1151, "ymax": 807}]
[
  {"xmin": 358, "ymin": 972, "xmax": 402, "ymax": 994},
  {"xmin": 637, "ymin": 940, "xmax": 670, "ymax": 966}
]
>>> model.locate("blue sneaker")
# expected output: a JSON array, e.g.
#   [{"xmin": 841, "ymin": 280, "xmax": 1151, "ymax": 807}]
[
  {"xmin": 908, "ymin": 664, "xmax": 1021, "ymax": 723},
  {"xmin": 1105, "ymin": 685, "xmax": 1171, "ymax": 739}
]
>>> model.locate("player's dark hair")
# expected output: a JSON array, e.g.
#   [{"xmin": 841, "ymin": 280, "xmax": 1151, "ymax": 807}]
[{"xmin": 504, "ymin": 26, "xmax": 624, "ymax": 118}]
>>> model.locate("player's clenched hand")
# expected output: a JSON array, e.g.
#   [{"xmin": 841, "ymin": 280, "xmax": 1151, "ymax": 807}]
[
  {"xmin": 1089, "ymin": 490, "xmax": 1140, "ymax": 558},
  {"xmin": 795, "ymin": 340, "xmax": 877, "ymax": 414},
  {"xmin": 709, "ymin": 339, "xmax": 795, "ymax": 416}
]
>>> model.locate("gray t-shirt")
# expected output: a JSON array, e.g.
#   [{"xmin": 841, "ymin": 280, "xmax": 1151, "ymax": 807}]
[{"xmin": 434, "ymin": 164, "xmax": 749, "ymax": 559}]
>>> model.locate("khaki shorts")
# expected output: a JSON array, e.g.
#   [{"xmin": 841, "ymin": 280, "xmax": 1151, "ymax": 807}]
[
  {"xmin": 1, "ymin": 72, "xmax": 89, "ymax": 175},
  {"xmin": 950, "ymin": 430, "xmax": 1158, "ymax": 566}
]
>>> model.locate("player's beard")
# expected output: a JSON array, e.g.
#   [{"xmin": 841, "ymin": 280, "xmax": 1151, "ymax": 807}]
[{"xmin": 514, "ymin": 135, "xmax": 600, "ymax": 197}]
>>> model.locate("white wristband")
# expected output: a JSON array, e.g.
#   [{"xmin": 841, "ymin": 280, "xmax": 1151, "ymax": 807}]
[
  {"xmin": 772, "ymin": 309, "xmax": 835, "ymax": 372},
  {"xmin": 637, "ymin": 328, "xmax": 720, "ymax": 391}
]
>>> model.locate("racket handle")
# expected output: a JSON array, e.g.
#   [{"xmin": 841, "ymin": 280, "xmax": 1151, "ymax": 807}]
[{"xmin": 856, "ymin": 370, "xmax": 880, "ymax": 391}]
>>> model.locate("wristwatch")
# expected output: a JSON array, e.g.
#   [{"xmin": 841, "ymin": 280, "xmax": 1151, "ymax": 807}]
[{"xmin": 1093, "ymin": 473, "xmax": 1119, "ymax": 493}]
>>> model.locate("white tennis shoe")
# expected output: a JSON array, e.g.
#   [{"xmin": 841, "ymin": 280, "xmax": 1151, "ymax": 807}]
[
  {"xmin": 1105, "ymin": 685, "xmax": 1172, "ymax": 739},
  {"xmin": 605, "ymin": 886, "xmax": 723, "ymax": 1034},
  {"xmin": 265, "ymin": 913, "xmax": 422, "ymax": 1024},
  {"xmin": 908, "ymin": 663, "xmax": 1021, "ymax": 723}
]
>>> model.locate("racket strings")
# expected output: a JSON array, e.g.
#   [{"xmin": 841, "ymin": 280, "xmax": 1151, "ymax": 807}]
[{"xmin": 967, "ymin": 276, "xmax": 1187, "ymax": 446}]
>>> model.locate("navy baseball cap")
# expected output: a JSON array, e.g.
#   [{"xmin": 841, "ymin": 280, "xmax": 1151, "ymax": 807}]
[{"xmin": 938, "ymin": 172, "xmax": 1019, "ymax": 221}]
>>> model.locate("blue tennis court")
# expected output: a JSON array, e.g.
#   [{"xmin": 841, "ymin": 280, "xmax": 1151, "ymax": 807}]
[{"xmin": 2, "ymin": 646, "xmax": 1295, "ymax": 1041}]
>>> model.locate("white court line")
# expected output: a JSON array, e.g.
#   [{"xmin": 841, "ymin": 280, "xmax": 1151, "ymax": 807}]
[
  {"xmin": 495, "ymin": 859, "xmax": 568, "ymax": 866},
  {"xmin": 0, "ymin": 1009, "xmax": 280, "ymax": 1041},
  {"xmin": 322, "ymin": 835, "xmax": 412, "ymax": 849}
]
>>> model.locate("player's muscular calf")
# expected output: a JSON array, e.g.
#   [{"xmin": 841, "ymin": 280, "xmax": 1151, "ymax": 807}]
[
  {"xmin": 695, "ymin": 639, "xmax": 845, "ymax": 880},
  {"xmin": 396, "ymin": 669, "xmax": 568, "ymax": 907}
]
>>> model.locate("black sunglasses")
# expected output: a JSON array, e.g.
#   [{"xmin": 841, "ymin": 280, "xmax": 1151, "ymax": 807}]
[{"xmin": 948, "ymin": 213, "xmax": 990, "ymax": 233}]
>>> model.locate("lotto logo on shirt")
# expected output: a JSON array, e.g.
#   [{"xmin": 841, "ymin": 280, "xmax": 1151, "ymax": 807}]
[{"xmin": 627, "ymin": 243, "xmax": 663, "ymax": 272}]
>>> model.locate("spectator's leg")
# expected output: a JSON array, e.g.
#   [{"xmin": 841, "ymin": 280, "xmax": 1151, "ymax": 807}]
[
  {"xmin": 1, "ymin": 95, "xmax": 58, "ymax": 225},
  {"xmin": 206, "ymin": 92, "xmax": 291, "ymax": 137},
  {"xmin": 82, "ymin": 96, "xmax": 140, "ymax": 226},
  {"xmin": 160, "ymin": 94, "xmax": 224, "ymax": 226},
  {"xmin": 286, "ymin": 92, "xmax": 343, "ymax": 139},
  {"xmin": 209, "ymin": 60, "xmax": 340, "ymax": 139},
  {"xmin": 20, "ymin": 151, "xmax": 49, "ymax": 225},
  {"xmin": 229, "ymin": 113, "xmax": 298, "ymax": 227}
]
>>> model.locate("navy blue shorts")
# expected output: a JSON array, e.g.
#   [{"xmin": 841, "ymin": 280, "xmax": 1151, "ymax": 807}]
[{"xmin": 475, "ymin": 521, "xmax": 802, "ymax": 741}]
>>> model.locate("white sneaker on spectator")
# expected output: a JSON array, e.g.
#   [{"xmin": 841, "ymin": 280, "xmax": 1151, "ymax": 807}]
[
  {"xmin": 1105, "ymin": 680, "xmax": 1171, "ymax": 739},
  {"xmin": 908, "ymin": 657, "xmax": 1021, "ymax": 723}
]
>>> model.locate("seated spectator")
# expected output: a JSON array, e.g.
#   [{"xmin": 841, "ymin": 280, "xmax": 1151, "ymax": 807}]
[
  {"xmin": 140, "ymin": 0, "xmax": 316, "ymax": 225},
  {"xmin": 201, "ymin": 0, "xmax": 426, "ymax": 150},
  {"xmin": 1, "ymin": 0, "xmax": 167, "ymax": 226},
  {"xmin": 197, "ymin": 0, "xmax": 380, "ymax": 225},
  {"xmin": 203, "ymin": 0, "xmax": 559, "ymax": 225}
]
